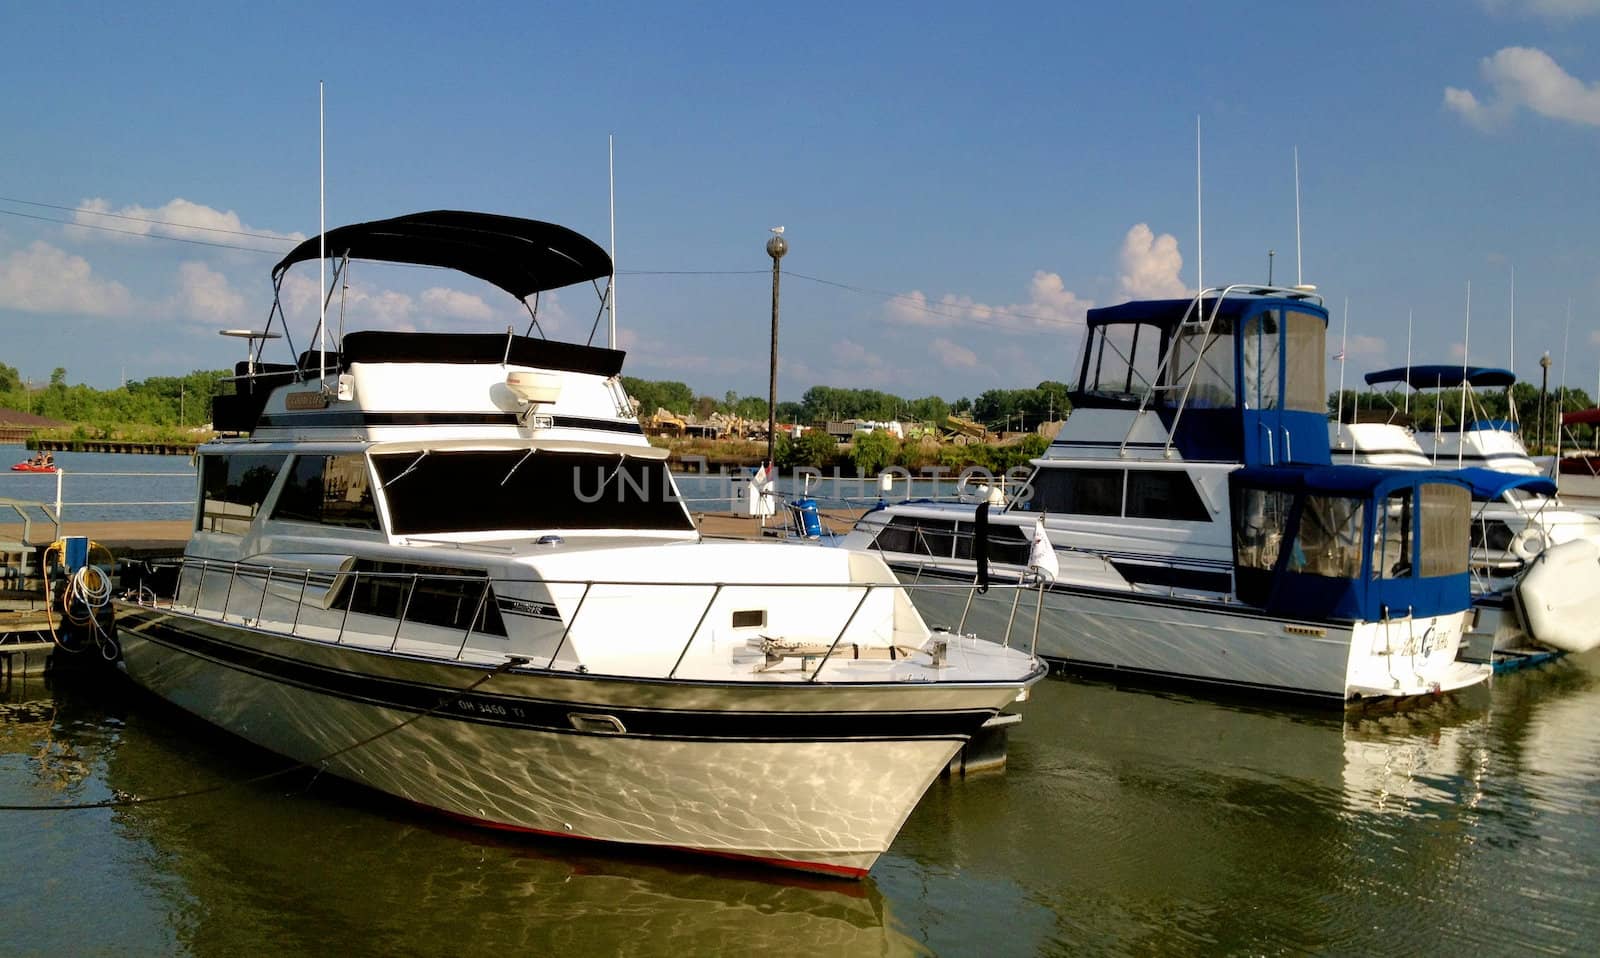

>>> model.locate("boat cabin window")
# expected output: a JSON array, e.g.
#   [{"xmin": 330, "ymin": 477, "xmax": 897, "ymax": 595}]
[
  {"xmin": 330, "ymin": 560, "xmax": 507, "ymax": 636},
  {"xmin": 372, "ymin": 450, "xmax": 694, "ymax": 535},
  {"xmin": 1165, "ymin": 317, "xmax": 1235, "ymax": 409},
  {"xmin": 1419, "ymin": 482, "xmax": 1470, "ymax": 577},
  {"xmin": 273, "ymin": 454, "xmax": 381, "ymax": 530},
  {"xmin": 1028, "ymin": 468, "xmax": 1122, "ymax": 516},
  {"xmin": 1282, "ymin": 310, "xmax": 1326, "ymax": 413},
  {"xmin": 1234, "ymin": 488, "xmax": 1293, "ymax": 573},
  {"xmin": 1376, "ymin": 490, "xmax": 1412, "ymax": 578},
  {"xmin": 1079, "ymin": 322, "xmax": 1164, "ymax": 401},
  {"xmin": 954, "ymin": 521, "xmax": 1030, "ymax": 564},
  {"xmin": 199, "ymin": 454, "xmax": 286, "ymax": 535},
  {"xmin": 1124, "ymin": 470, "xmax": 1210, "ymax": 521},
  {"xmin": 871, "ymin": 516, "xmax": 956, "ymax": 557},
  {"xmin": 1286, "ymin": 495, "xmax": 1365, "ymax": 579},
  {"xmin": 1026, "ymin": 467, "xmax": 1209, "ymax": 522},
  {"xmin": 1242, "ymin": 311, "xmax": 1282, "ymax": 411}
]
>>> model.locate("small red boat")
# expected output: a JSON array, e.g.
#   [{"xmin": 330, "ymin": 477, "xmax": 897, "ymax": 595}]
[{"xmin": 10, "ymin": 461, "xmax": 58, "ymax": 473}]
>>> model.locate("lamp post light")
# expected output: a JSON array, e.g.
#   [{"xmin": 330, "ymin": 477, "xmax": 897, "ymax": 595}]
[
  {"xmin": 1539, "ymin": 351, "xmax": 1552, "ymax": 451},
  {"xmin": 765, "ymin": 228, "xmax": 787, "ymax": 470}
]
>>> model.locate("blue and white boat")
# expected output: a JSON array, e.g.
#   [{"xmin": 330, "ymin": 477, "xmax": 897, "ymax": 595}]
[
  {"xmin": 1332, "ymin": 365, "xmax": 1600, "ymax": 661},
  {"xmin": 836, "ymin": 286, "xmax": 1492, "ymax": 704}
]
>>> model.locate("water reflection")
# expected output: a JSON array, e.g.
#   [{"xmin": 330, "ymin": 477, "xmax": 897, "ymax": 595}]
[
  {"xmin": 5, "ymin": 658, "xmax": 1599, "ymax": 956},
  {"xmin": 3, "ymin": 674, "xmax": 921, "ymax": 958},
  {"xmin": 888, "ymin": 668, "xmax": 1598, "ymax": 955}
]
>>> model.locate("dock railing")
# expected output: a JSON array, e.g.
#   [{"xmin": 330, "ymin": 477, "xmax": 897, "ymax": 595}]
[{"xmin": 129, "ymin": 558, "xmax": 1045, "ymax": 680}]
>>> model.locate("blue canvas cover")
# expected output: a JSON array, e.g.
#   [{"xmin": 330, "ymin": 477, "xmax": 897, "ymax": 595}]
[
  {"xmin": 1230, "ymin": 465, "xmax": 1472, "ymax": 623},
  {"xmin": 1079, "ymin": 293, "xmax": 1332, "ymax": 467},
  {"xmin": 1363, "ymin": 365, "xmax": 1516, "ymax": 389},
  {"xmin": 1455, "ymin": 467, "xmax": 1557, "ymax": 500}
]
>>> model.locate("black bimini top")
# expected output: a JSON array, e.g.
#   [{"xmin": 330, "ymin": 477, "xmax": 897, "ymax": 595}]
[{"xmin": 271, "ymin": 210, "xmax": 613, "ymax": 300}]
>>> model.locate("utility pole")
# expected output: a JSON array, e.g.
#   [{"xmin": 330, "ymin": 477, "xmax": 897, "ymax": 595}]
[{"xmin": 765, "ymin": 228, "xmax": 787, "ymax": 469}]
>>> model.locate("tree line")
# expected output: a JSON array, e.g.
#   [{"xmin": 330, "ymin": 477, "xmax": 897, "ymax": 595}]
[
  {"xmin": 622, "ymin": 377, "xmax": 1076, "ymax": 430},
  {"xmin": 1, "ymin": 363, "xmax": 228, "ymax": 433}
]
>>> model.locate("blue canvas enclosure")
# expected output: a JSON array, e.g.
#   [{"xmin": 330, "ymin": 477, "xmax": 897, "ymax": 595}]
[
  {"xmin": 1230, "ymin": 465, "xmax": 1473, "ymax": 623},
  {"xmin": 1074, "ymin": 293, "xmax": 1331, "ymax": 466}
]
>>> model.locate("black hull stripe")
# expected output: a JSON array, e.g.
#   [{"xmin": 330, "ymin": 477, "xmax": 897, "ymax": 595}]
[
  {"xmin": 120, "ymin": 609, "xmax": 997, "ymax": 743},
  {"xmin": 1040, "ymin": 657, "xmax": 1347, "ymax": 704},
  {"xmin": 897, "ymin": 563, "xmax": 1351, "ymax": 628},
  {"xmin": 255, "ymin": 411, "xmax": 644, "ymax": 434}
]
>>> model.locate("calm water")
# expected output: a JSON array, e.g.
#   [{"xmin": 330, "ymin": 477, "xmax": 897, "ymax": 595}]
[
  {"xmin": 4, "ymin": 448, "xmax": 1599, "ymax": 955},
  {"xmin": 3, "ymin": 659, "xmax": 1597, "ymax": 957}
]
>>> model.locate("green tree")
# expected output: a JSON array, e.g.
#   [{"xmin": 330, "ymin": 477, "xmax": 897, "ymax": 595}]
[
  {"xmin": 850, "ymin": 429, "xmax": 899, "ymax": 475},
  {"xmin": 792, "ymin": 429, "xmax": 840, "ymax": 468}
]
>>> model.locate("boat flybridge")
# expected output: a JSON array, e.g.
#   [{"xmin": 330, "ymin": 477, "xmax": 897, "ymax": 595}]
[
  {"xmin": 112, "ymin": 210, "xmax": 1043, "ymax": 878},
  {"xmin": 1338, "ymin": 365, "xmax": 1549, "ymax": 475},
  {"xmin": 1332, "ymin": 366, "xmax": 1600, "ymax": 660},
  {"xmin": 837, "ymin": 285, "xmax": 1491, "ymax": 704}
]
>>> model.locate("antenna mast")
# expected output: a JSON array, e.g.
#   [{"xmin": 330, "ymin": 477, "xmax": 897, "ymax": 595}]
[
  {"xmin": 1459, "ymin": 282, "xmax": 1471, "ymax": 468},
  {"xmin": 318, "ymin": 81, "xmax": 327, "ymax": 383},
  {"xmin": 608, "ymin": 133, "xmax": 617, "ymax": 349},
  {"xmin": 1404, "ymin": 308, "xmax": 1413, "ymax": 415},
  {"xmin": 1195, "ymin": 116, "xmax": 1203, "ymax": 295},
  {"xmin": 1294, "ymin": 146, "xmax": 1303, "ymax": 287},
  {"xmin": 1335, "ymin": 299, "xmax": 1349, "ymax": 437}
]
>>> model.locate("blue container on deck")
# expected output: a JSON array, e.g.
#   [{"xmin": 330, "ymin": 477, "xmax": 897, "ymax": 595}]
[
  {"xmin": 62, "ymin": 535, "xmax": 89, "ymax": 573},
  {"xmin": 792, "ymin": 498, "xmax": 823, "ymax": 539}
]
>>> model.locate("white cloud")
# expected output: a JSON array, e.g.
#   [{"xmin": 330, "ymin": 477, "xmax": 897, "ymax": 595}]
[
  {"xmin": 0, "ymin": 241, "xmax": 134, "ymax": 316},
  {"xmin": 929, "ymin": 337, "xmax": 979, "ymax": 369},
  {"xmin": 1446, "ymin": 47, "xmax": 1600, "ymax": 129},
  {"xmin": 1346, "ymin": 334, "xmax": 1386, "ymax": 359},
  {"xmin": 171, "ymin": 261, "xmax": 250, "ymax": 326},
  {"xmin": 1118, "ymin": 224, "xmax": 1187, "ymax": 299},
  {"xmin": 832, "ymin": 337, "xmax": 885, "ymax": 370},
  {"xmin": 420, "ymin": 287, "xmax": 495, "ymax": 323},
  {"xmin": 70, "ymin": 197, "xmax": 303, "ymax": 248},
  {"xmin": 886, "ymin": 270, "xmax": 1090, "ymax": 333}
]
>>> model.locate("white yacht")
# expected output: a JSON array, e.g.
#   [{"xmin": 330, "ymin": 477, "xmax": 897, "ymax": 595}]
[
  {"xmin": 112, "ymin": 210, "xmax": 1043, "ymax": 878},
  {"xmin": 836, "ymin": 286, "xmax": 1491, "ymax": 705},
  {"xmin": 1333, "ymin": 367, "xmax": 1600, "ymax": 660}
]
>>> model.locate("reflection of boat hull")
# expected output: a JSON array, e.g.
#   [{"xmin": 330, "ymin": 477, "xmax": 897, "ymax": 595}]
[
  {"xmin": 895, "ymin": 566, "xmax": 1485, "ymax": 704},
  {"xmin": 116, "ymin": 604, "xmax": 1019, "ymax": 877}
]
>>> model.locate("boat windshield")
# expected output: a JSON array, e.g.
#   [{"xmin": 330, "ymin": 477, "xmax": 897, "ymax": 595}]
[
  {"xmin": 1233, "ymin": 490, "xmax": 1366, "ymax": 580},
  {"xmin": 372, "ymin": 450, "xmax": 694, "ymax": 535}
]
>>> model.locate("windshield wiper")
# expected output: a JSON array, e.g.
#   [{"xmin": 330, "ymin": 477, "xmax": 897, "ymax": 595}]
[
  {"xmin": 383, "ymin": 450, "xmax": 429, "ymax": 488},
  {"xmin": 500, "ymin": 449, "xmax": 535, "ymax": 487}
]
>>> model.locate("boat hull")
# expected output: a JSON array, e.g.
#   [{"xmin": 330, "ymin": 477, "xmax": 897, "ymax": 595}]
[
  {"xmin": 893, "ymin": 566, "xmax": 1484, "ymax": 704},
  {"xmin": 113, "ymin": 602, "xmax": 1028, "ymax": 876}
]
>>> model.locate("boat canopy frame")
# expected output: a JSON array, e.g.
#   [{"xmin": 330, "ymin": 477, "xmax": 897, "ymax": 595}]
[{"xmin": 242, "ymin": 211, "xmax": 616, "ymax": 381}]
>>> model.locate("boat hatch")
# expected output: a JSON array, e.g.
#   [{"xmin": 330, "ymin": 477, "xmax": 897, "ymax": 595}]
[{"xmin": 1230, "ymin": 465, "xmax": 1472, "ymax": 622}]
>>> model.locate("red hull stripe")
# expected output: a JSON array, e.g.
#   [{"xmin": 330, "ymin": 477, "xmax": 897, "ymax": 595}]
[{"xmin": 430, "ymin": 804, "xmax": 869, "ymax": 879}]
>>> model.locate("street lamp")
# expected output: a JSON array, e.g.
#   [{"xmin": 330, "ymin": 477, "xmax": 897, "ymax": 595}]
[
  {"xmin": 765, "ymin": 228, "xmax": 787, "ymax": 469},
  {"xmin": 1539, "ymin": 351, "xmax": 1552, "ymax": 451}
]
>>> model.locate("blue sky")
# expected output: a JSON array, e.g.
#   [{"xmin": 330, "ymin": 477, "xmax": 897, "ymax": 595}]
[{"xmin": 3, "ymin": 1, "xmax": 1599, "ymax": 405}]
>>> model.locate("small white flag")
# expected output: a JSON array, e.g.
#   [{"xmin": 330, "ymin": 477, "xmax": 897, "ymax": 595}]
[
  {"xmin": 745, "ymin": 463, "xmax": 776, "ymax": 517},
  {"xmin": 1028, "ymin": 516, "xmax": 1058, "ymax": 581}
]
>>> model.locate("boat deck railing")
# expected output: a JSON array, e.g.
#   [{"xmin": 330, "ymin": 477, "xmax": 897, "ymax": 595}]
[{"xmin": 126, "ymin": 557, "xmax": 1045, "ymax": 681}]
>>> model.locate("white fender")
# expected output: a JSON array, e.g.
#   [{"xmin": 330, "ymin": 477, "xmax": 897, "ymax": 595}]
[{"xmin": 1514, "ymin": 538, "xmax": 1600, "ymax": 654}]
